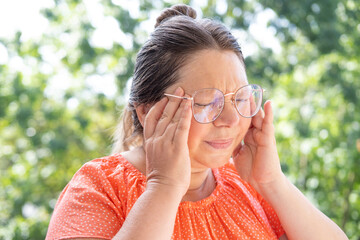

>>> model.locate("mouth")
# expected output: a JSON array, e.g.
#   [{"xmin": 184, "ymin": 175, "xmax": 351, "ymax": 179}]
[{"xmin": 205, "ymin": 139, "xmax": 233, "ymax": 149}]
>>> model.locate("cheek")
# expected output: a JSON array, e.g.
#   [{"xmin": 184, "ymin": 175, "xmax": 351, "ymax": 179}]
[
  {"xmin": 233, "ymin": 118, "xmax": 252, "ymax": 144},
  {"xmin": 241, "ymin": 118, "xmax": 252, "ymax": 134},
  {"xmin": 187, "ymin": 118, "xmax": 208, "ymax": 149},
  {"xmin": 187, "ymin": 117, "xmax": 252, "ymax": 151}
]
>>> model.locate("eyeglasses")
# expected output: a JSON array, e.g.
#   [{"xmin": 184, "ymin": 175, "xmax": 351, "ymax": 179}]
[{"xmin": 164, "ymin": 84, "xmax": 264, "ymax": 124}]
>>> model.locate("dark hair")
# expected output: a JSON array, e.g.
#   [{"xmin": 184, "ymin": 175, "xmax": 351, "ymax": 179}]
[{"xmin": 112, "ymin": 4, "xmax": 245, "ymax": 153}]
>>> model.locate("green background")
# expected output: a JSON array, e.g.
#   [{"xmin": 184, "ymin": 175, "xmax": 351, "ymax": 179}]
[{"xmin": 0, "ymin": 0, "xmax": 359, "ymax": 239}]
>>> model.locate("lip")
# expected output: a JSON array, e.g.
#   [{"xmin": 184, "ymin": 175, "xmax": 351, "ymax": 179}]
[{"xmin": 205, "ymin": 139, "xmax": 233, "ymax": 149}]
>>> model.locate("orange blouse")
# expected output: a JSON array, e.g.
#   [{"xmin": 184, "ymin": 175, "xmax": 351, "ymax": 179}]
[{"xmin": 46, "ymin": 154, "xmax": 284, "ymax": 240}]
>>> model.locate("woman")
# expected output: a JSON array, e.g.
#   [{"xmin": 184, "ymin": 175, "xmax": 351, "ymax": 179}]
[{"xmin": 46, "ymin": 4, "xmax": 348, "ymax": 240}]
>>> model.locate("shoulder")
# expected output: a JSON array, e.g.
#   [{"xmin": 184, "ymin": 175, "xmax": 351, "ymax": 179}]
[
  {"xmin": 72, "ymin": 154, "xmax": 125, "ymax": 183},
  {"xmin": 80, "ymin": 153, "xmax": 124, "ymax": 173},
  {"xmin": 67, "ymin": 153, "xmax": 146, "ymax": 195},
  {"xmin": 46, "ymin": 155, "xmax": 131, "ymax": 240},
  {"xmin": 80, "ymin": 153, "xmax": 144, "ymax": 182},
  {"xmin": 76, "ymin": 153, "xmax": 138, "ymax": 178}
]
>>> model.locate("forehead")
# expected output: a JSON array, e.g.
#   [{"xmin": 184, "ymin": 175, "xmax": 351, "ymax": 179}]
[{"xmin": 176, "ymin": 50, "xmax": 248, "ymax": 94}]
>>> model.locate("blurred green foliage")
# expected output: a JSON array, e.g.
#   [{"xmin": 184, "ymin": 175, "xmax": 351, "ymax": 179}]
[{"xmin": 0, "ymin": 0, "xmax": 359, "ymax": 239}]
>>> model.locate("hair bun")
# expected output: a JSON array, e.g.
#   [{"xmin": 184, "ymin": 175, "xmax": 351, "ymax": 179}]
[{"xmin": 155, "ymin": 4, "xmax": 197, "ymax": 28}]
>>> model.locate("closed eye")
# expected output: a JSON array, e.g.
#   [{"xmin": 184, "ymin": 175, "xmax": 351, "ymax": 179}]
[
  {"xmin": 235, "ymin": 98, "xmax": 249, "ymax": 103},
  {"xmin": 194, "ymin": 101, "xmax": 222, "ymax": 108},
  {"xmin": 194, "ymin": 103, "xmax": 212, "ymax": 107},
  {"xmin": 194, "ymin": 97, "xmax": 223, "ymax": 108}
]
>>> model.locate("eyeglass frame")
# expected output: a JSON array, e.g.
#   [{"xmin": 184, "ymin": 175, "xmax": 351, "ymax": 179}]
[{"xmin": 164, "ymin": 84, "xmax": 265, "ymax": 124}]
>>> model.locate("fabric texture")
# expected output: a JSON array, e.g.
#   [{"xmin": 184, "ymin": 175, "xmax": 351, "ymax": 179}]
[{"xmin": 46, "ymin": 154, "xmax": 285, "ymax": 240}]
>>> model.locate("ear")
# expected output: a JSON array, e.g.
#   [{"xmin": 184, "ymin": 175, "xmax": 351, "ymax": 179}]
[{"xmin": 135, "ymin": 104, "xmax": 151, "ymax": 128}]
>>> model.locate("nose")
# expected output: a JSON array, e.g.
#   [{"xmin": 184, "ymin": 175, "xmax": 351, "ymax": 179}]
[{"xmin": 213, "ymin": 101, "xmax": 240, "ymax": 127}]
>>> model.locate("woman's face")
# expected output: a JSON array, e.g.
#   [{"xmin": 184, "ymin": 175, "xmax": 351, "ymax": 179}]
[{"xmin": 167, "ymin": 50, "xmax": 251, "ymax": 170}]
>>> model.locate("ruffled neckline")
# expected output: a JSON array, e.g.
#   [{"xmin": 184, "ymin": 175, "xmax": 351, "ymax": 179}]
[{"xmin": 115, "ymin": 153, "xmax": 223, "ymax": 208}]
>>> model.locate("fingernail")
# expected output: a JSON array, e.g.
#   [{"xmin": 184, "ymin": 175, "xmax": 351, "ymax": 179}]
[{"xmin": 174, "ymin": 87, "xmax": 182, "ymax": 95}]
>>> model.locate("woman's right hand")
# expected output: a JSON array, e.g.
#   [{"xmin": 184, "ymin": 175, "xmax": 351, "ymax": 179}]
[{"xmin": 143, "ymin": 87, "xmax": 192, "ymax": 198}]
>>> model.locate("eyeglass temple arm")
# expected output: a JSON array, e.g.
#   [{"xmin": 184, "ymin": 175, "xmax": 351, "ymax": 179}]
[
  {"xmin": 165, "ymin": 87, "xmax": 265, "ymax": 100},
  {"xmin": 164, "ymin": 93, "xmax": 193, "ymax": 101},
  {"xmin": 223, "ymin": 88, "xmax": 266, "ymax": 97}
]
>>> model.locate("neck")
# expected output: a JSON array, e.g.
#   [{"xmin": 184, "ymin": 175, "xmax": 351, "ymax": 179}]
[
  {"xmin": 182, "ymin": 167, "xmax": 216, "ymax": 202},
  {"xmin": 124, "ymin": 146, "xmax": 217, "ymax": 202}
]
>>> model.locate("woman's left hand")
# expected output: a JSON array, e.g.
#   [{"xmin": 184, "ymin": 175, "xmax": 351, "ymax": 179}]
[{"xmin": 232, "ymin": 100, "xmax": 283, "ymax": 194}]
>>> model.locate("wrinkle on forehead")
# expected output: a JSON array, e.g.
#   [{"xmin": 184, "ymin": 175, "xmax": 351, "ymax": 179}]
[{"xmin": 176, "ymin": 49, "xmax": 248, "ymax": 95}]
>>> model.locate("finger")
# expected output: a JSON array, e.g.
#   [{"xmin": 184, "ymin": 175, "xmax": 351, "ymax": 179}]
[
  {"xmin": 174, "ymin": 99, "xmax": 192, "ymax": 145},
  {"xmin": 251, "ymin": 101, "xmax": 275, "ymax": 145},
  {"xmin": 143, "ymin": 97, "xmax": 168, "ymax": 140},
  {"xmin": 243, "ymin": 127, "xmax": 256, "ymax": 146},
  {"xmin": 154, "ymin": 87, "xmax": 184, "ymax": 136},
  {"xmin": 261, "ymin": 100, "xmax": 275, "ymax": 135},
  {"xmin": 251, "ymin": 107, "xmax": 264, "ymax": 130},
  {"xmin": 263, "ymin": 100, "xmax": 273, "ymax": 124},
  {"xmin": 163, "ymin": 94, "xmax": 191, "ymax": 141}
]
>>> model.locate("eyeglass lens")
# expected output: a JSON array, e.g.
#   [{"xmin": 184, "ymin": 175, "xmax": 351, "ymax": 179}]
[{"xmin": 192, "ymin": 84, "xmax": 262, "ymax": 123}]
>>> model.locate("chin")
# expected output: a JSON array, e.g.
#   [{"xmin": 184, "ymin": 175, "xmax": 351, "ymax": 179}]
[
  {"xmin": 191, "ymin": 152, "xmax": 232, "ymax": 169},
  {"xmin": 211, "ymin": 153, "xmax": 232, "ymax": 168}
]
